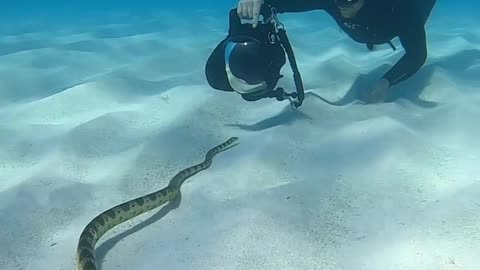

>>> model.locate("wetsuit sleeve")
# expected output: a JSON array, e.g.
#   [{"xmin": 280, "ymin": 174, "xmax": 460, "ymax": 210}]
[
  {"xmin": 382, "ymin": 17, "xmax": 428, "ymax": 86},
  {"xmin": 264, "ymin": 0, "xmax": 328, "ymax": 13}
]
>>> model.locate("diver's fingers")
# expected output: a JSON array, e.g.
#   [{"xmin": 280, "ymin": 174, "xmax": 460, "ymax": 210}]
[
  {"xmin": 237, "ymin": 0, "xmax": 263, "ymax": 26},
  {"xmin": 252, "ymin": 0, "xmax": 262, "ymax": 27},
  {"xmin": 244, "ymin": 2, "xmax": 251, "ymax": 18},
  {"xmin": 237, "ymin": 1, "xmax": 247, "ymax": 18},
  {"xmin": 247, "ymin": 3, "xmax": 254, "ymax": 19},
  {"xmin": 252, "ymin": 1, "xmax": 262, "ymax": 28}
]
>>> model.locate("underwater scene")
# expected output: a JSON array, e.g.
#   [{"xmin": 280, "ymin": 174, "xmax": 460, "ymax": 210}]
[{"xmin": 1, "ymin": 0, "xmax": 479, "ymax": 269}]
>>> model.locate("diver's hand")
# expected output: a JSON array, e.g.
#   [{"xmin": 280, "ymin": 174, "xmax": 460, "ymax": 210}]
[{"xmin": 237, "ymin": 0, "xmax": 264, "ymax": 28}]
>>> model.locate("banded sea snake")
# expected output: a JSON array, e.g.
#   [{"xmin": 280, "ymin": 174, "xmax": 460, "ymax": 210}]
[{"xmin": 76, "ymin": 137, "xmax": 239, "ymax": 270}]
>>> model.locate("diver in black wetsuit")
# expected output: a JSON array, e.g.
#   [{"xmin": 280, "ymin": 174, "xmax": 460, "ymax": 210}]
[{"xmin": 236, "ymin": 0, "xmax": 437, "ymax": 103}]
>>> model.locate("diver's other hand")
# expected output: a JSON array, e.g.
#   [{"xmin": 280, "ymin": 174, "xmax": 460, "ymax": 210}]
[{"xmin": 237, "ymin": 0, "xmax": 264, "ymax": 28}]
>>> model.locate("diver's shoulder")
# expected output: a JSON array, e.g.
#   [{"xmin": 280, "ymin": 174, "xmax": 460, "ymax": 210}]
[{"xmin": 391, "ymin": 0, "xmax": 417, "ymax": 14}]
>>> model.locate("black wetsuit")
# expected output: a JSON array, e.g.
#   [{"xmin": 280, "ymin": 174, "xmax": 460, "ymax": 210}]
[{"xmin": 264, "ymin": 0, "xmax": 436, "ymax": 86}]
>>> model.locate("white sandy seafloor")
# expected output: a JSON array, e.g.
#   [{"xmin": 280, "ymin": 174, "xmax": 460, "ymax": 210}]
[{"xmin": 1, "ymin": 5, "xmax": 480, "ymax": 270}]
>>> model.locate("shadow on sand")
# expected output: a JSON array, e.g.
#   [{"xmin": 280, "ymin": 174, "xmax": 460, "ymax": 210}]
[
  {"xmin": 307, "ymin": 49, "xmax": 480, "ymax": 107},
  {"xmin": 226, "ymin": 49, "xmax": 480, "ymax": 132}
]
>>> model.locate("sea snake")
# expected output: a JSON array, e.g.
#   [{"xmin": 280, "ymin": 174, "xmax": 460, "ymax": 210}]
[{"xmin": 76, "ymin": 137, "xmax": 239, "ymax": 270}]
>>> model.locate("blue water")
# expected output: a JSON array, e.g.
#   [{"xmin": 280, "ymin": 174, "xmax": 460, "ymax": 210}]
[
  {"xmin": 0, "ymin": 1, "xmax": 474, "ymax": 23},
  {"xmin": 0, "ymin": 0, "xmax": 477, "ymax": 35},
  {"xmin": 0, "ymin": 0, "xmax": 476, "ymax": 43},
  {"xmin": 0, "ymin": 0, "xmax": 235, "ymax": 22}
]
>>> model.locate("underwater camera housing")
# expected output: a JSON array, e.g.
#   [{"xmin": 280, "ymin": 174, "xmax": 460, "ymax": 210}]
[{"xmin": 205, "ymin": 5, "xmax": 305, "ymax": 109}]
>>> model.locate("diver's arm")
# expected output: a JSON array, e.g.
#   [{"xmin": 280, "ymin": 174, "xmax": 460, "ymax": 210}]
[
  {"xmin": 382, "ymin": 21, "xmax": 427, "ymax": 86},
  {"xmin": 237, "ymin": 0, "xmax": 327, "ymax": 27},
  {"xmin": 264, "ymin": 0, "xmax": 328, "ymax": 12}
]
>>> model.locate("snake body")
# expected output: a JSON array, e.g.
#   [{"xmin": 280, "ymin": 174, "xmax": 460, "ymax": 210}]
[{"xmin": 76, "ymin": 137, "xmax": 239, "ymax": 270}]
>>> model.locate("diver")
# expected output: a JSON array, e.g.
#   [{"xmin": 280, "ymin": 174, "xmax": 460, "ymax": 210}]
[{"xmin": 234, "ymin": 0, "xmax": 437, "ymax": 103}]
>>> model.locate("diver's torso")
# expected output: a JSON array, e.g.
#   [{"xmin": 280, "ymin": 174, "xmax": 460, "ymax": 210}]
[{"xmin": 326, "ymin": 0, "xmax": 404, "ymax": 45}]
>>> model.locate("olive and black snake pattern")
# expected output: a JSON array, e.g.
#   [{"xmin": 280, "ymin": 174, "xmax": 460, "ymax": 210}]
[{"xmin": 76, "ymin": 137, "xmax": 239, "ymax": 270}]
